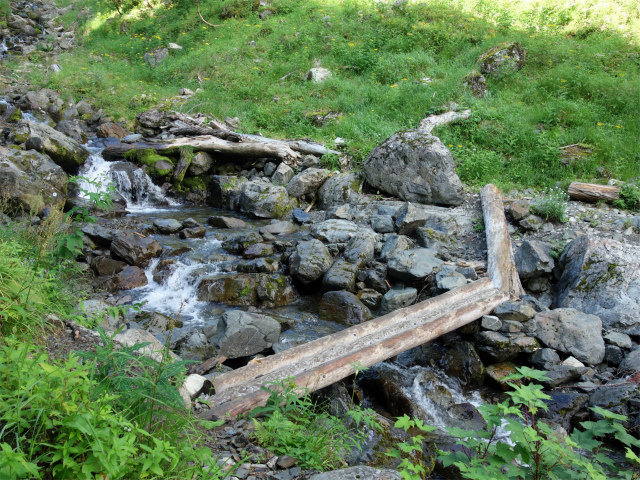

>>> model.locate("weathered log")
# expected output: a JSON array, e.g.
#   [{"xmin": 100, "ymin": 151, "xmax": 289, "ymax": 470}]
[
  {"xmin": 242, "ymin": 134, "xmax": 340, "ymax": 157},
  {"xmin": 418, "ymin": 109, "xmax": 472, "ymax": 134},
  {"xmin": 188, "ymin": 355, "xmax": 227, "ymax": 376},
  {"xmin": 206, "ymin": 279, "xmax": 508, "ymax": 418},
  {"xmin": 568, "ymin": 182, "xmax": 620, "ymax": 204},
  {"xmin": 169, "ymin": 127, "xmax": 242, "ymax": 142},
  {"xmin": 481, "ymin": 184, "xmax": 524, "ymax": 297}
]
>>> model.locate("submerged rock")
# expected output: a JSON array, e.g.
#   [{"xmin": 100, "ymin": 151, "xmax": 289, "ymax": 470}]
[{"xmin": 318, "ymin": 291, "xmax": 372, "ymax": 325}]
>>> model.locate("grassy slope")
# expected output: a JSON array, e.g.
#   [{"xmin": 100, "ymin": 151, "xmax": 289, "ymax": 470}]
[{"xmin": 29, "ymin": 0, "xmax": 640, "ymax": 190}]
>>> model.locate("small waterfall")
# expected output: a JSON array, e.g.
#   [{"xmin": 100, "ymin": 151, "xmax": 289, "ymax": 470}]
[
  {"xmin": 79, "ymin": 149, "xmax": 177, "ymax": 211},
  {"xmin": 0, "ymin": 39, "xmax": 8, "ymax": 59},
  {"xmin": 137, "ymin": 240, "xmax": 223, "ymax": 325}
]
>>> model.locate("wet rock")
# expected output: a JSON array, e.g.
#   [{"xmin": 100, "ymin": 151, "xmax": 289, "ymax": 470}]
[
  {"xmin": 259, "ymin": 220, "xmax": 297, "ymax": 235},
  {"xmin": 188, "ymin": 152, "xmax": 214, "ymax": 176},
  {"xmin": 243, "ymin": 243, "xmax": 275, "ymax": 259},
  {"xmin": 111, "ymin": 235, "xmax": 162, "ymax": 267},
  {"xmin": 358, "ymin": 289, "xmax": 383, "ymax": 310},
  {"xmin": 237, "ymin": 257, "xmax": 280, "ymax": 274},
  {"xmin": 436, "ymin": 270, "xmax": 467, "ymax": 290},
  {"xmin": 180, "ymin": 226, "xmax": 206, "ymax": 239},
  {"xmin": 311, "ymin": 219, "xmax": 361, "ymax": 243},
  {"xmin": 360, "ymin": 365, "xmax": 423, "ymax": 420},
  {"xmin": 515, "ymin": 240, "xmax": 554, "ymax": 280},
  {"xmin": 154, "ymin": 218, "xmax": 182, "ymax": 234},
  {"xmin": 322, "ymin": 259, "xmax": 358, "ymax": 292},
  {"xmin": 11, "ymin": 120, "xmax": 89, "ymax": 173},
  {"xmin": 447, "ymin": 403, "xmax": 487, "ymax": 431},
  {"xmin": 344, "ymin": 235, "xmax": 375, "ymax": 267},
  {"xmin": 114, "ymin": 265, "xmax": 148, "ymax": 289},
  {"xmin": 317, "ymin": 172, "xmax": 364, "ymax": 210},
  {"xmin": 289, "ymin": 239, "xmax": 334, "ymax": 284},
  {"xmin": 387, "ymin": 248, "xmax": 443, "ymax": 281},
  {"xmin": 363, "ymin": 265, "xmax": 389, "ymax": 294},
  {"xmin": 529, "ymin": 348, "xmax": 561, "ymax": 370},
  {"xmin": 81, "ymin": 224, "xmax": 116, "ymax": 247},
  {"xmin": 589, "ymin": 382, "xmax": 640, "ymax": 425},
  {"xmin": 286, "ymin": 168, "xmax": 331, "ymax": 200},
  {"xmin": 380, "ymin": 287, "xmax": 417, "ymax": 314},
  {"xmin": 540, "ymin": 392, "xmax": 589, "ymax": 431},
  {"xmin": 256, "ymin": 274, "xmax": 298, "ymax": 307},
  {"xmin": 479, "ymin": 42, "xmax": 526, "ymax": 78},
  {"xmin": 94, "ymin": 257, "xmax": 127, "ymax": 276},
  {"xmin": 473, "ymin": 331, "xmax": 520, "ymax": 363},
  {"xmin": 271, "ymin": 162, "xmax": 295, "ymax": 186},
  {"xmin": 213, "ymin": 310, "xmax": 280, "ymax": 359},
  {"xmin": 319, "ymin": 291, "xmax": 372, "ymax": 325},
  {"xmin": 371, "ymin": 215, "xmax": 395, "ymax": 234},
  {"xmin": 222, "ymin": 232, "xmax": 263, "ymax": 253},
  {"xmin": 556, "ymin": 236, "xmax": 640, "ymax": 333},
  {"xmin": 604, "ymin": 332, "xmax": 632, "ymax": 349},
  {"xmin": 364, "ymin": 130, "xmax": 464, "ymax": 206},
  {"xmin": 394, "ymin": 202, "xmax": 427, "ymax": 235},
  {"xmin": 605, "ymin": 346, "xmax": 624, "ymax": 365},
  {"xmin": 486, "ymin": 362, "xmax": 517, "ymax": 390},
  {"xmin": 292, "ymin": 208, "xmax": 311, "ymax": 224},
  {"xmin": 96, "ymin": 122, "xmax": 127, "ymax": 140},
  {"xmin": 237, "ymin": 181, "xmax": 292, "ymax": 219},
  {"xmin": 529, "ymin": 308, "xmax": 605, "ymax": 365},
  {"xmin": 197, "ymin": 274, "xmax": 258, "ymax": 306},
  {"xmin": 379, "ymin": 234, "xmax": 412, "ymax": 262},
  {"xmin": 434, "ymin": 342, "xmax": 485, "ymax": 387},
  {"xmin": 543, "ymin": 365, "xmax": 584, "ymax": 388},
  {"xmin": 208, "ymin": 215, "xmax": 247, "ymax": 229},
  {"xmin": 481, "ymin": 315, "xmax": 502, "ymax": 331},
  {"xmin": 209, "ymin": 175, "xmax": 248, "ymax": 209},
  {"xmin": 493, "ymin": 300, "xmax": 536, "ymax": 322},
  {"xmin": 263, "ymin": 162, "xmax": 277, "ymax": 177}
]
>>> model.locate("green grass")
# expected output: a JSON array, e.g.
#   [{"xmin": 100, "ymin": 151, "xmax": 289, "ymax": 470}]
[{"xmin": 25, "ymin": 0, "xmax": 640, "ymax": 190}]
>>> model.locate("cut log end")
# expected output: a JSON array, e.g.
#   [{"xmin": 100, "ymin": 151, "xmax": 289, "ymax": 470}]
[{"xmin": 568, "ymin": 182, "xmax": 620, "ymax": 204}]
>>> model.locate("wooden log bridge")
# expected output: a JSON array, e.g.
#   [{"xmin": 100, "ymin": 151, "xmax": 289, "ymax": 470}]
[{"xmin": 204, "ymin": 184, "xmax": 516, "ymax": 418}]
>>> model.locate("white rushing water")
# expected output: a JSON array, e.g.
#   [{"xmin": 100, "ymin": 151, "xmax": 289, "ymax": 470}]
[
  {"xmin": 78, "ymin": 149, "xmax": 178, "ymax": 211},
  {"xmin": 136, "ymin": 238, "xmax": 223, "ymax": 325}
]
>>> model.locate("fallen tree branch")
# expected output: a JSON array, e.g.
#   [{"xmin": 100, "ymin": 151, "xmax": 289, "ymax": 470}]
[
  {"xmin": 418, "ymin": 109, "xmax": 472, "ymax": 134},
  {"xmin": 169, "ymin": 127, "xmax": 242, "ymax": 142},
  {"xmin": 568, "ymin": 182, "xmax": 621, "ymax": 204},
  {"xmin": 197, "ymin": 0, "xmax": 221, "ymax": 28}
]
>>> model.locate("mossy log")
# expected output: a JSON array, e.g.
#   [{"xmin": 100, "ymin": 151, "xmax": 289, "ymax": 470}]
[{"xmin": 568, "ymin": 182, "xmax": 621, "ymax": 204}]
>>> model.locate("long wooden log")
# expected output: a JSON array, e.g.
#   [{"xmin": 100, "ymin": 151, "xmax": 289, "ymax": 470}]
[
  {"xmin": 207, "ymin": 284, "xmax": 508, "ymax": 418},
  {"xmin": 568, "ymin": 182, "xmax": 620, "ymax": 204},
  {"xmin": 169, "ymin": 127, "xmax": 242, "ymax": 142},
  {"xmin": 418, "ymin": 110, "xmax": 472, "ymax": 134},
  {"xmin": 241, "ymin": 134, "xmax": 340, "ymax": 157},
  {"xmin": 481, "ymin": 184, "xmax": 524, "ymax": 297},
  {"xmin": 214, "ymin": 278, "xmax": 496, "ymax": 394}
]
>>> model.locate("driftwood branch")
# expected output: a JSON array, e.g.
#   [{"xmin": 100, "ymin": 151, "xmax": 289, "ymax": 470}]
[
  {"xmin": 169, "ymin": 127, "xmax": 242, "ymax": 142},
  {"xmin": 196, "ymin": 0, "xmax": 221, "ymax": 28},
  {"xmin": 568, "ymin": 182, "xmax": 621, "ymax": 204},
  {"xmin": 481, "ymin": 184, "xmax": 524, "ymax": 297},
  {"xmin": 418, "ymin": 109, "xmax": 472, "ymax": 134},
  {"xmin": 242, "ymin": 134, "xmax": 340, "ymax": 157}
]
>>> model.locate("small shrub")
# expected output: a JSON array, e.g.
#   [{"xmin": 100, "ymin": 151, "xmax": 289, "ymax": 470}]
[
  {"xmin": 530, "ymin": 187, "xmax": 569, "ymax": 223},
  {"xmin": 320, "ymin": 153, "xmax": 342, "ymax": 171},
  {"xmin": 613, "ymin": 181, "xmax": 640, "ymax": 212},
  {"xmin": 250, "ymin": 377, "xmax": 382, "ymax": 471}
]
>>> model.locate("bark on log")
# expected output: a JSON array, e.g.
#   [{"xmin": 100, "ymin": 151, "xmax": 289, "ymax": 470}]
[
  {"xmin": 169, "ymin": 127, "xmax": 242, "ymax": 142},
  {"xmin": 207, "ymin": 282, "xmax": 508, "ymax": 419},
  {"xmin": 568, "ymin": 182, "xmax": 621, "ymax": 204},
  {"xmin": 481, "ymin": 184, "xmax": 524, "ymax": 297},
  {"xmin": 242, "ymin": 134, "xmax": 340, "ymax": 157},
  {"xmin": 418, "ymin": 109, "xmax": 472, "ymax": 134}
]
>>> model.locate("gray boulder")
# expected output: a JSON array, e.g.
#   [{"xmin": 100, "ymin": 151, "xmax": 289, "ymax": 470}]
[
  {"xmin": 55, "ymin": 120, "xmax": 87, "ymax": 144},
  {"xmin": 236, "ymin": 180, "xmax": 292, "ymax": 218},
  {"xmin": 12, "ymin": 120, "xmax": 89, "ymax": 173},
  {"xmin": 318, "ymin": 291, "xmax": 372, "ymax": 326},
  {"xmin": 364, "ymin": 130, "xmax": 464, "ymax": 206},
  {"xmin": 259, "ymin": 220, "xmax": 297, "ymax": 235},
  {"xmin": 213, "ymin": 310, "xmax": 280, "ymax": 359},
  {"xmin": 380, "ymin": 234, "xmax": 412, "ymax": 262},
  {"xmin": 317, "ymin": 172, "xmax": 364, "ymax": 210},
  {"xmin": 528, "ymin": 308, "xmax": 605, "ymax": 365},
  {"xmin": 387, "ymin": 248, "xmax": 443, "ymax": 281},
  {"xmin": 619, "ymin": 348, "xmax": 640, "ymax": 373},
  {"xmin": 209, "ymin": 175, "xmax": 247, "ymax": 209},
  {"xmin": 380, "ymin": 287, "xmax": 417, "ymax": 314},
  {"xmin": 589, "ymin": 382, "xmax": 640, "ymax": 426},
  {"xmin": 311, "ymin": 219, "xmax": 360, "ymax": 243},
  {"xmin": 371, "ymin": 215, "xmax": 395, "ymax": 234},
  {"xmin": 286, "ymin": 168, "xmax": 331, "ymax": 199},
  {"xmin": 344, "ymin": 235, "xmax": 375, "ymax": 267},
  {"xmin": 473, "ymin": 331, "xmax": 520, "ymax": 363},
  {"xmin": 358, "ymin": 289, "xmax": 383, "ymax": 310},
  {"xmin": 394, "ymin": 202, "xmax": 427, "ymax": 235},
  {"xmin": 493, "ymin": 300, "xmax": 536, "ymax": 322},
  {"xmin": 515, "ymin": 240, "xmax": 554, "ymax": 279},
  {"xmin": 289, "ymin": 239, "xmax": 334, "ymax": 284},
  {"xmin": 111, "ymin": 234, "xmax": 162, "ymax": 267},
  {"xmin": 556, "ymin": 236, "xmax": 640, "ymax": 333},
  {"xmin": 154, "ymin": 218, "xmax": 182, "ymax": 234},
  {"xmin": 322, "ymin": 259, "xmax": 358, "ymax": 292},
  {"xmin": 187, "ymin": 151, "xmax": 214, "ymax": 176},
  {"xmin": 114, "ymin": 328, "xmax": 181, "ymax": 363},
  {"xmin": 271, "ymin": 162, "xmax": 294, "ymax": 186},
  {"xmin": 479, "ymin": 42, "xmax": 526, "ymax": 78},
  {"xmin": 436, "ymin": 270, "xmax": 467, "ymax": 290},
  {"xmin": 208, "ymin": 215, "xmax": 247, "ymax": 229}
]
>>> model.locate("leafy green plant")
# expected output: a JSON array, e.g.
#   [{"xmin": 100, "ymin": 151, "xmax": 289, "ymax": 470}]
[
  {"xmin": 548, "ymin": 239, "xmax": 567, "ymax": 259},
  {"xmin": 613, "ymin": 181, "xmax": 640, "ymax": 211},
  {"xmin": 473, "ymin": 216, "xmax": 485, "ymax": 233},
  {"xmin": 0, "ymin": 336, "xmax": 227, "ymax": 480},
  {"xmin": 320, "ymin": 153, "xmax": 342, "ymax": 171},
  {"xmin": 390, "ymin": 367, "xmax": 640, "ymax": 480},
  {"xmin": 388, "ymin": 416, "xmax": 437, "ymax": 480},
  {"xmin": 530, "ymin": 187, "xmax": 569, "ymax": 223},
  {"xmin": 250, "ymin": 376, "xmax": 382, "ymax": 471}
]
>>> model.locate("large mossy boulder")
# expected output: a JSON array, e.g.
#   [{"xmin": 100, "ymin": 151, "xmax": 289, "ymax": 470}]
[
  {"xmin": 12, "ymin": 120, "xmax": 89, "ymax": 173},
  {"xmin": 197, "ymin": 273, "xmax": 297, "ymax": 307},
  {"xmin": 479, "ymin": 42, "xmax": 526, "ymax": 78},
  {"xmin": 318, "ymin": 291, "xmax": 372, "ymax": 326},
  {"xmin": 317, "ymin": 172, "xmax": 364, "ymax": 210},
  {"xmin": 364, "ymin": 130, "xmax": 464, "ymax": 206},
  {"xmin": 236, "ymin": 180, "xmax": 293, "ymax": 219},
  {"xmin": 209, "ymin": 175, "xmax": 248, "ymax": 209},
  {"xmin": 110, "ymin": 234, "xmax": 163, "ymax": 267},
  {"xmin": 289, "ymin": 239, "xmax": 334, "ymax": 284}
]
